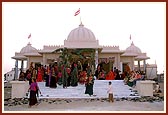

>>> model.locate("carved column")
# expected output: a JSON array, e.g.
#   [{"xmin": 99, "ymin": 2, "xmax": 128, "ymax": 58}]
[{"xmin": 14, "ymin": 60, "xmax": 18, "ymax": 80}]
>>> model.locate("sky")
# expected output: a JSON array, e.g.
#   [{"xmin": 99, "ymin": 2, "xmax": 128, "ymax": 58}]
[{"xmin": 2, "ymin": 2, "xmax": 166, "ymax": 74}]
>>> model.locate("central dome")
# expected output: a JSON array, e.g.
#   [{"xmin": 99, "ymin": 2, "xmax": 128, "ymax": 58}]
[
  {"xmin": 67, "ymin": 23, "xmax": 96, "ymax": 41},
  {"xmin": 64, "ymin": 23, "xmax": 99, "ymax": 48}
]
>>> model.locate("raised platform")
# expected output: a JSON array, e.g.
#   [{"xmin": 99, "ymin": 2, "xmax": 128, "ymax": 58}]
[{"xmin": 37, "ymin": 80, "xmax": 139, "ymax": 99}]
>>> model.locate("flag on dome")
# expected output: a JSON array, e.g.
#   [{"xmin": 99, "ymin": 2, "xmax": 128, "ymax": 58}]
[
  {"xmin": 74, "ymin": 8, "xmax": 80, "ymax": 16},
  {"xmin": 28, "ymin": 33, "xmax": 31, "ymax": 39}
]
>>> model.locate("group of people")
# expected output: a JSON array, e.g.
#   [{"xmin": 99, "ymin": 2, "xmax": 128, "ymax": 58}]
[
  {"xmin": 18, "ymin": 61, "xmax": 96, "ymax": 107},
  {"xmin": 19, "ymin": 62, "xmax": 125, "ymax": 89},
  {"xmin": 123, "ymin": 70, "xmax": 162, "ymax": 94},
  {"xmin": 123, "ymin": 70, "xmax": 144, "ymax": 87},
  {"xmin": 95, "ymin": 65, "xmax": 122, "ymax": 80},
  {"xmin": 18, "ymin": 60, "xmax": 163, "ymax": 106},
  {"xmin": 19, "ymin": 62, "xmax": 126, "ymax": 107},
  {"xmin": 18, "ymin": 64, "xmax": 45, "ymax": 84}
]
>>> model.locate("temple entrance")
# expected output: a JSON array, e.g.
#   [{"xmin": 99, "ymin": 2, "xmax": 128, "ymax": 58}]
[
  {"xmin": 99, "ymin": 61, "xmax": 113, "ymax": 75},
  {"xmin": 34, "ymin": 62, "xmax": 41, "ymax": 69},
  {"xmin": 98, "ymin": 57, "xmax": 115, "ymax": 75},
  {"xmin": 122, "ymin": 63, "xmax": 130, "ymax": 73},
  {"xmin": 47, "ymin": 59, "xmax": 55, "ymax": 65}
]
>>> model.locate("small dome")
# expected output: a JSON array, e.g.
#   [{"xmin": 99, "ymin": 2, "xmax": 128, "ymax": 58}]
[
  {"xmin": 67, "ymin": 23, "xmax": 96, "ymax": 41},
  {"xmin": 20, "ymin": 43, "xmax": 38, "ymax": 54},
  {"xmin": 125, "ymin": 42, "xmax": 141, "ymax": 54}
]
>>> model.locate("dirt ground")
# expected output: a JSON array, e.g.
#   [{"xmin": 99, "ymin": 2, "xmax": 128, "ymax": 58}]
[{"xmin": 3, "ymin": 99, "xmax": 164, "ymax": 112}]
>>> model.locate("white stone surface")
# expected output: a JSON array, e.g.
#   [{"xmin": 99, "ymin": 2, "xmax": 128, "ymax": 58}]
[
  {"xmin": 136, "ymin": 80, "xmax": 155, "ymax": 96},
  {"xmin": 10, "ymin": 81, "xmax": 29, "ymax": 99},
  {"xmin": 37, "ymin": 80, "xmax": 139, "ymax": 99}
]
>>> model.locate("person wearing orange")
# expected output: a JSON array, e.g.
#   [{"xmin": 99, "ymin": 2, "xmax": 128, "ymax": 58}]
[
  {"xmin": 132, "ymin": 71, "xmax": 142, "ymax": 87},
  {"xmin": 106, "ymin": 68, "xmax": 115, "ymax": 80}
]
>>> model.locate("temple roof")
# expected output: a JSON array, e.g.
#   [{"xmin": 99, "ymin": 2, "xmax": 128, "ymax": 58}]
[
  {"xmin": 121, "ymin": 41, "xmax": 150, "ymax": 60},
  {"xmin": 64, "ymin": 23, "xmax": 100, "ymax": 48},
  {"xmin": 12, "ymin": 43, "xmax": 41, "ymax": 60},
  {"xmin": 67, "ymin": 23, "xmax": 96, "ymax": 42}
]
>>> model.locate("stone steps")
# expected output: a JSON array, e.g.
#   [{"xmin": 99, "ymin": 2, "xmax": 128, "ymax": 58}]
[{"xmin": 37, "ymin": 80, "xmax": 139, "ymax": 99}]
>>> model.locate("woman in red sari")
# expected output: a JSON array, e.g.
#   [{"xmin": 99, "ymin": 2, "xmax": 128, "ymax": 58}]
[{"xmin": 37, "ymin": 66, "xmax": 43, "ymax": 82}]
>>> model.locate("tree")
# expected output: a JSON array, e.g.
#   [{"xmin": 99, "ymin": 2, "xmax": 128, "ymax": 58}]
[{"xmin": 53, "ymin": 48, "xmax": 96, "ymax": 86}]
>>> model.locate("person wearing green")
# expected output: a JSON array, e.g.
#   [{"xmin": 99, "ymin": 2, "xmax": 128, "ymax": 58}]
[
  {"xmin": 71, "ymin": 62, "xmax": 78, "ymax": 86},
  {"xmin": 85, "ymin": 65, "xmax": 94, "ymax": 96}
]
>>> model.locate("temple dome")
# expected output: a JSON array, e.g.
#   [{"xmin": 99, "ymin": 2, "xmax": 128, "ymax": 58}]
[
  {"xmin": 121, "ymin": 42, "xmax": 142, "ymax": 57},
  {"xmin": 12, "ymin": 42, "xmax": 41, "ymax": 60},
  {"xmin": 67, "ymin": 23, "xmax": 96, "ymax": 42},
  {"xmin": 20, "ymin": 43, "xmax": 38, "ymax": 54},
  {"xmin": 125, "ymin": 42, "xmax": 142, "ymax": 54},
  {"xmin": 64, "ymin": 23, "xmax": 99, "ymax": 48}
]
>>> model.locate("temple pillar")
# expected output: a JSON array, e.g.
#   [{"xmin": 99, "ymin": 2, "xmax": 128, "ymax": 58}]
[
  {"xmin": 14, "ymin": 60, "xmax": 18, "ymax": 80},
  {"xmin": 27, "ymin": 57, "xmax": 31, "ymax": 69},
  {"xmin": 138, "ymin": 60, "xmax": 140, "ymax": 71},
  {"xmin": 120, "ymin": 62, "xmax": 123, "ymax": 73},
  {"xmin": 43, "ymin": 54, "xmax": 46, "ymax": 66},
  {"xmin": 21, "ymin": 60, "xmax": 24, "ymax": 71},
  {"xmin": 95, "ymin": 49, "xmax": 98, "ymax": 68},
  {"xmin": 143, "ymin": 60, "xmax": 146, "ymax": 73}
]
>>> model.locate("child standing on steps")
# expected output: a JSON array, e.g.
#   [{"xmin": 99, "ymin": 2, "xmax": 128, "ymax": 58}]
[{"xmin": 107, "ymin": 81, "xmax": 114, "ymax": 103}]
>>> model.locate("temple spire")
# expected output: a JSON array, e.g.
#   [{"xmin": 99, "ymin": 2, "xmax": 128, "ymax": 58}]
[
  {"xmin": 131, "ymin": 41, "xmax": 134, "ymax": 45},
  {"xmin": 27, "ymin": 33, "xmax": 32, "ymax": 45},
  {"xmin": 79, "ymin": 21, "xmax": 84, "ymax": 27},
  {"xmin": 130, "ymin": 34, "xmax": 133, "ymax": 45}
]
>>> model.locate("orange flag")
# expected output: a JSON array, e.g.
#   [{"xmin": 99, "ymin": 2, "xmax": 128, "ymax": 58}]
[
  {"xmin": 28, "ymin": 33, "xmax": 31, "ymax": 39},
  {"xmin": 74, "ymin": 8, "xmax": 80, "ymax": 16}
]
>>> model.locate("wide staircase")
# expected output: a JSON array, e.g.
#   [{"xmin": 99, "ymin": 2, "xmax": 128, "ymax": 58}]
[{"xmin": 37, "ymin": 80, "xmax": 139, "ymax": 99}]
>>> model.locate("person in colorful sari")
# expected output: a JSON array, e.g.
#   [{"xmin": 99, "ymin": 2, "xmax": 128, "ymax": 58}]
[
  {"xmin": 50, "ymin": 66, "xmax": 57, "ymax": 88},
  {"xmin": 85, "ymin": 66, "xmax": 94, "ymax": 96},
  {"xmin": 37, "ymin": 66, "xmax": 43, "ymax": 82},
  {"xmin": 66, "ymin": 67, "xmax": 71, "ymax": 87},
  {"xmin": 28, "ymin": 78, "xmax": 41, "ymax": 107},
  {"xmin": 114, "ymin": 69, "xmax": 121, "ymax": 80},
  {"xmin": 26, "ymin": 70, "xmax": 32, "ymax": 85},
  {"xmin": 71, "ymin": 63, "xmax": 78, "ymax": 86},
  {"xmin": 94, "ymin": 65, "xmax": 102, "ymax": 80},
  {"xmin": 62, "ymin": 65, "xmax": 68, "ymax": 88},
  {"xmin": 57, "ymin": 70, "xmax": 62, "ymax": 85},
  {"xmin": 45, "ymin": 65, "xmax": 50, "ymax": 87},
  {"xmin": 79, "ymin": 71, "xmax": 87, "ymax": 85}
]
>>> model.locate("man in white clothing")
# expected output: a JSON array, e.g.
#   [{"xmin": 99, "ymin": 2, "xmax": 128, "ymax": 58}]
[{"xmin": 107, "ymin": 81, "xmax": 114, "ymax": 102}]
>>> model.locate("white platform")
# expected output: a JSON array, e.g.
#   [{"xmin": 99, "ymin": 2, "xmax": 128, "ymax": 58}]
[{"xmin": 36, "ymin": 80, "xmax": 139, "ymax": 99}]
